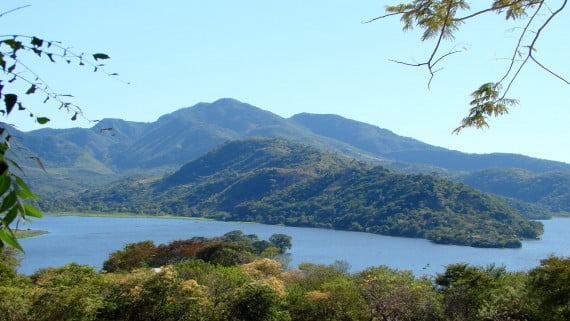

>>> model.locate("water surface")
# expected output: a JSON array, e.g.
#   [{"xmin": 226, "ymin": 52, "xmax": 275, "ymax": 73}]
[{"xmin": 18, "ymin": 215, "xmax": 570, "ymax": 275}]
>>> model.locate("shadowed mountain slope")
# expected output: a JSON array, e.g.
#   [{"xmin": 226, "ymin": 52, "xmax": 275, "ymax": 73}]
[{"xmin": 290, "ymin": 113, "xmax": 570, "ymax": 173}]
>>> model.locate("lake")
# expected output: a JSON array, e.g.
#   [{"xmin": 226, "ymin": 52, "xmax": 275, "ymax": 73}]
[{"xmin": 17, "ymin": 215, "xmax": 570, "ymax": 275}]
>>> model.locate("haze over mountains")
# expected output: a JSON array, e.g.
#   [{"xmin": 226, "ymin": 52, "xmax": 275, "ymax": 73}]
[{"xmin": 7, "ymin": 98, "xmax": 570, "ymax": 215}]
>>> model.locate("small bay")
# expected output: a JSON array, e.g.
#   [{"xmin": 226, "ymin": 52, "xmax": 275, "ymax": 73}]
[{"xmin": 17, "ymin": 215, "xmax": 570, "ymax": 275}]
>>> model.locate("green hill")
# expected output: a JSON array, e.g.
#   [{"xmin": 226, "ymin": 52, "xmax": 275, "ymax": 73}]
[
  {"xmin": 457, "ymin": 168, "xmax": 570, "ymax": 216},
  {"xmin": 45, "ymin": 138, "xmax": 543, "ymax": 248}
]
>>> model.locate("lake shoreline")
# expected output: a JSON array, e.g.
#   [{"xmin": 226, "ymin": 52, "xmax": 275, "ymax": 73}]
[
  {"xmin": 45, "ymin": 212, "xmax": 257, "ymax": 224},
  {"xmin": 45, "ymin": 211, "xmax": 538, "ymax": 248}
]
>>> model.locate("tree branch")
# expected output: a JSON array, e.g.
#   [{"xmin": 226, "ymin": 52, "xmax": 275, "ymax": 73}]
[
  {"xmin": 0, "ymin": 5, "xmax": 31, "ymax": 18},
  {"xmin": 362, "ymin": 11, "xmax": 409, "ymax": 24},
  {"xmin": 500, "ymin": 0, "xmax": 568, "ymax": 99},
  {"xmin": 453, "ymin": 0, "xmax": 532, "ymax": 21},
  {"xmin": 496, "ymin": 1, "xmax": 544, "ymax": 91}
]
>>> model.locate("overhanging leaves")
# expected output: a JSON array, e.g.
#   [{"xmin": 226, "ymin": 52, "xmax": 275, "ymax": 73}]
[
  {"xmin": 36, "ymin": 117, "xmax": 50, "ymax": 124},
  {"xmin": 370, "ymin": 0, "xmax": 568, "ymax": 130},
  {"xmin": 31, "ymin": 36, "xmax": 43, "ymax": 47},
  {"xmin": 0, "ymin": 33, "xmax": 118, "ymax": 251},
  {"xmin": 26, "ymin": 85, "xmax": 36, "ymax": 95},
  {"xmin": 24, "ymin": 204, "xmax": 43, "ymax": 218},
  {"xmin": 93, "ymin": 53, "xmax": 110, "ymax": 61},
  {"xmin": 453, "ymin": 83, "xmax": 518, "ymax": 133},
  {"xmin": 4, "ymin": 94, "xmax": 17, "ymax": 115},
  {"xmin": 0, "ymin": 229, "xmax": 23, "ymax": 251}
]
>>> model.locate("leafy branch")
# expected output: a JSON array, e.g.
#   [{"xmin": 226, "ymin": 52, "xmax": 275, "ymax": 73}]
[
  {"xmin": 0, "ymin": 130, "xmax": 42, "ymax": 251},
  {"xmin": 0, "ymin": 34, "xmax": 118, "ymax": 123},
  {"xmin": 0, "ymin": 25, "xmax": 117, "ymax": 250},
  {"xmin": 365, "ymin": 0, "xmax": 568, "ymax": 132}
]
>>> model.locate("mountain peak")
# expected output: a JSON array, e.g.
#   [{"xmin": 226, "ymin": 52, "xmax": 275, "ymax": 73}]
[
  {"xmin": 157, "ymin": 98, "xmax": 270, "ymax": 122},
  {"xmin": 211, "ymin": 97, "xmax": 245, "ymax": 105}
]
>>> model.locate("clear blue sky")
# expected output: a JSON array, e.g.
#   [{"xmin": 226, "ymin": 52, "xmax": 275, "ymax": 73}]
[{"xmin": 2, "ymin": 1, "xmax": 569, "ymax": 163}]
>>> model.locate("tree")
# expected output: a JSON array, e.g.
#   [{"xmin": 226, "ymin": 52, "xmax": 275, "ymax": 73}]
[
  {"xmin": 29, "ymin": 263, "xmax": 107, "ymax": 321},
  {"xmin": 368, "ymin": 0, "xmax": 568, "ymax": 132},
  {"xmin": 229, "ymin": 283, "xmax": 286, "ymax": 321},
  {"xmin": 434, "ymin": 263, "xmax": 534, "ymax": 321},
  {"xmin": 359, "ymin": 266, "xmax": 443, "ymax": 321},
  {"xmin": 0, "ymin": 247, "xmax": 33, "ymax": 320},
  {"xmin": 102, "ymin": 241, "xmax": 157, "ymax": 272},
  {"xmin": 269, "ymin": 234, "xmax": 292, "ymax": 254},
  {"xmin": 0, "ymin": 5, "xmax": 114, "ymax": 251},
  {"xmin": 196, "ymin": 243, "xmax": 255, "ymax": 266},
  {"xmin": 528, "ymin": 256, "xmax": 570, "ymax": 321}
]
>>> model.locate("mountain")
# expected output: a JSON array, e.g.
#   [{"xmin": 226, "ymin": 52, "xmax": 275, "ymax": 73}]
[
  {"xmin": 109, "ymin": 98, "xmax": 381, "ymax": 169},
  {"xmin": 290, "ymin": 113, "xmax": 570, "ymax": 173},
  {"xmin": 45, "ymin": 138, "xmax": 543, "ymax": 248},
  {"xmin": 457, "ymin": 169, "xmax": 570, "ymax": 216},
  {"xmin": 14, "ymin": 98, "xmax": 570, "ymax": 173},
  {"xmin": 7, "ymin": 98, "xmax": 570, "ymax": 213}
]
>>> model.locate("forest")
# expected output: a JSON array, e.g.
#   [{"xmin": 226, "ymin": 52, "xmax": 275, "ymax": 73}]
[
  {"xmin": 1, "ymin": 231, "xmax": 569, "ymax": 321},
  {"xmin": 43, "ymin": 138, "xmax": 543, "ymax": 248}
]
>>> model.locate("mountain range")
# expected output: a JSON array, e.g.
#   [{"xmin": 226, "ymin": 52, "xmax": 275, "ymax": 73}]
[
  {"xmin": 44, "ymin": 138, "xmax": 543, "ymax": 248},
  {"xmin": 6, "ymin": 98, "xmax": 570, "ymax": 215}
]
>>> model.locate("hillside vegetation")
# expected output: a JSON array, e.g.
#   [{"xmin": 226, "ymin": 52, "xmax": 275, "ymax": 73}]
[
  {"xmin": 458, "ymin": 169, "xmax": 570, "ymax": 216},
  {"xmin": 45, "ymin": 138, "xmax": 543, "ymax": 248}
]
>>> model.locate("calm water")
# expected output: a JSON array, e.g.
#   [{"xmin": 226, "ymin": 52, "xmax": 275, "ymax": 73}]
[{"xmin": 17, "ymin": 215, "xmax": 570, "ymax": 275}]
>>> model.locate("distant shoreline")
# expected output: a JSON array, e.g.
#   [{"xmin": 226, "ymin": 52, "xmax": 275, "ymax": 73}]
[
  {"xmin": 44, "ymin": 212, "xmax": 256, "ymax": 224},
  {"xmin": 45, "ymin": 212, "xmax": 214, "ymax": 220}
]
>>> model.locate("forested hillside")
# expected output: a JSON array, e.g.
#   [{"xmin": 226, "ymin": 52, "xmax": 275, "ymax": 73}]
[
  {"xmin": 457, "ymin": 169, "xmax": 570, "ymax": 216},
  {"xmin": 44, "ymin": 138, "xmax": 543, "ymax": 248}
]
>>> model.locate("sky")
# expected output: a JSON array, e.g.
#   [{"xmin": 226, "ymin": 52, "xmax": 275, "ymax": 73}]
[{"xmin": 2, "ymin": 1, "xmax": 569, "ymax": 163}]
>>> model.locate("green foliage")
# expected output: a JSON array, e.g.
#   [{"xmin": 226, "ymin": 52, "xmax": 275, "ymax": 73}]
[
  {"xmin": 195, "ymin": 243, "xmax": 254, "ymax": 267},
  {"xmin": 229, "ymin": 283, "xmax": 287, "ymax": 321},
  {"xmin": 454, "ymin": 83, "xmax": 518, "ymax": 133},
  {"xmin": 269, "ymin": 234, "xmax": 293, "ymax": 254},
  {"xmin": 528, "ymin": 256, "xmax": 570, "ymax": 321},
  {"xmin": 386, "ymin": 0, "xmax": 469, "ymax": 41},
  {"xmin": 286, "ymin": 262, "xmax": 365, "ymax": 321},
  {"xmin": 1, "ymin": 231, "xmax": 569, "ymax": 321},
  {"xmin": 103, "ymin": 240, "xmax": 157, "ymax": 272},
  {"xmin": 0, "ymin": 269, "xmax": 32, "ymax": 321},
  {"xmin": 102, "ymin": 266, "xmax": 197, "ymax": 321},
  {"xmin": 30, "ymin": 263, "xmax": 107, "ymax": 321},
  {"xmin": 359, "ymin": 266, "xmax": 443, "ymax": 321},
  {"xmin": 102, "ymin": 231, "xmax": 293, "ymax": 273},
  {"xmin": 55, "ymin": 138, "xmax": 543, "ymax": 248},
  {"xmin": 435, "ymin": 263, "xmax": 534, "ymax": 321},
  {"xmin": 0, "ymin": 134, "xmax": 42, "ymax": 252}
]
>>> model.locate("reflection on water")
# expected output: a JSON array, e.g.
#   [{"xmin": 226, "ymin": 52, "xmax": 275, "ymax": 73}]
[{"xmin": 18, "ymin": 215, "xmax": 570, "ymax": 275}]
